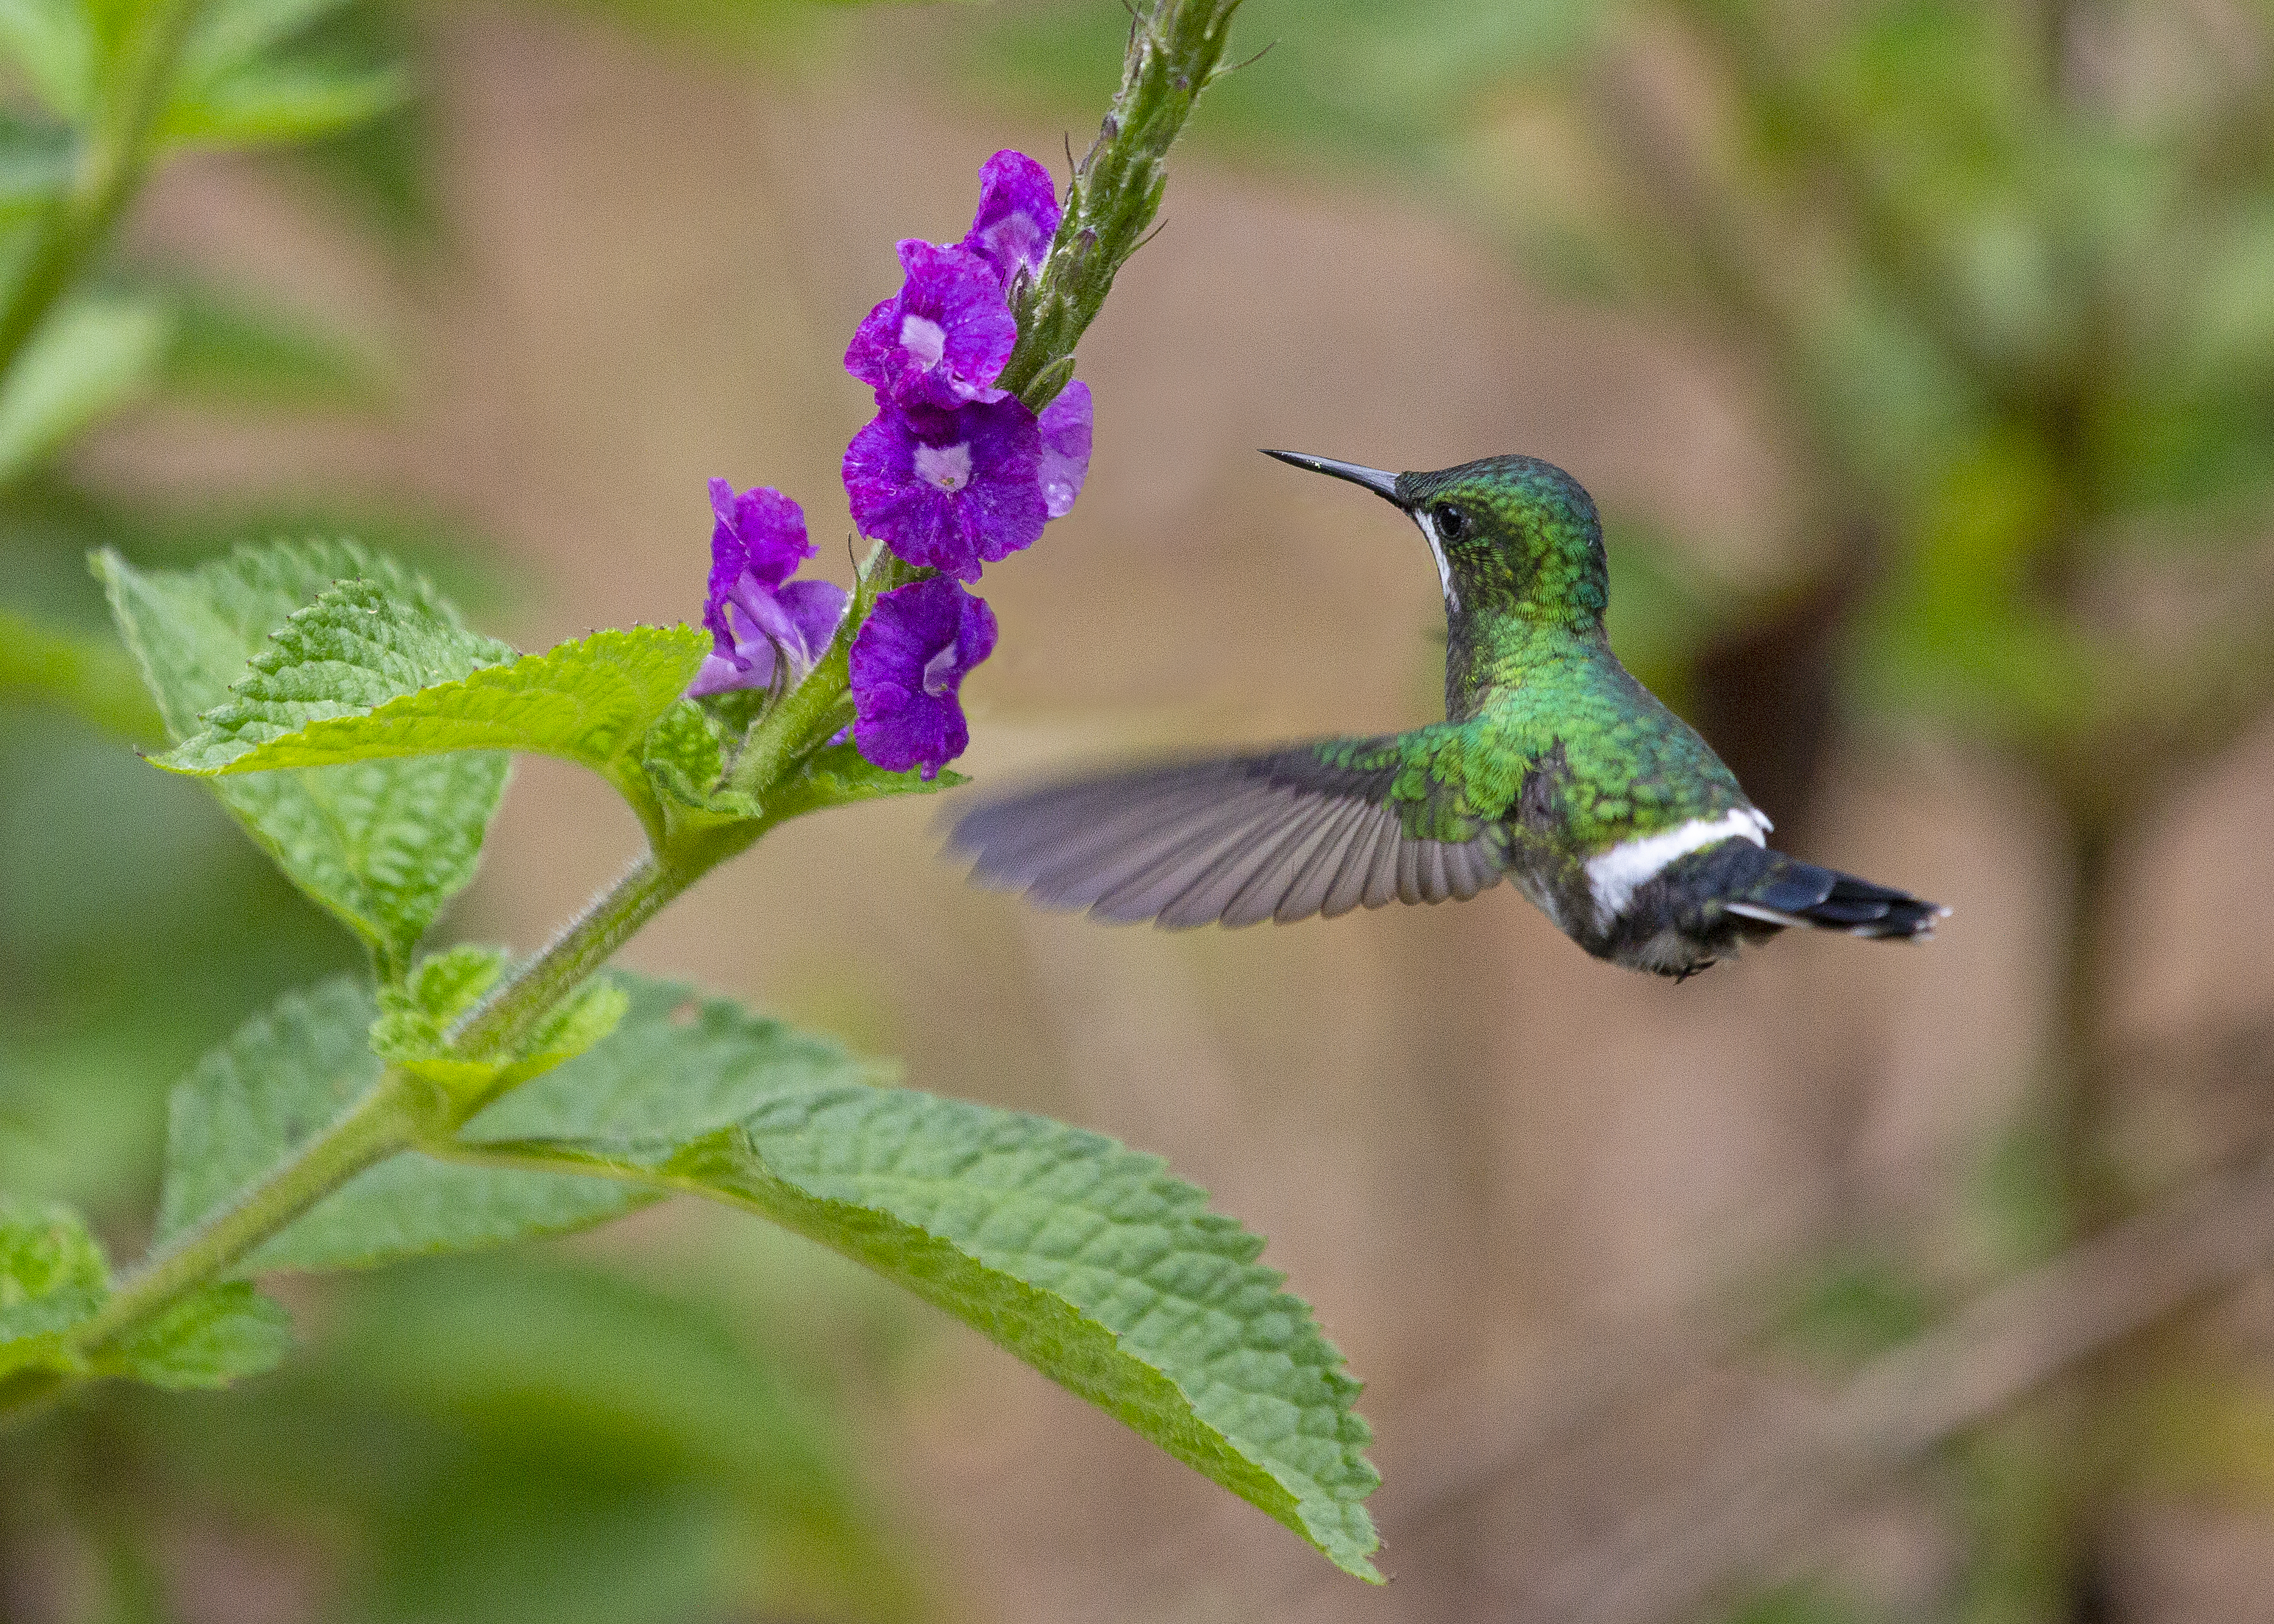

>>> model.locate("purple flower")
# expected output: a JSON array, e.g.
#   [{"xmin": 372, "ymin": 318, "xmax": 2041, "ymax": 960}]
[
  {"xmin": 960, "ymin": 150, "xmax": 1060, "ymax": 291},
  {"xmin": 843, "ymin": 397, "xmax": 1046, "ymax": 580},
  {"xmin": 691, "ymin": 479, "xmax": 847, "ymax": 698},
  {"xmin": 850, "ymin": 577, "xmax": 998, "ymax": 778},
  {"xmin": 844, "ymin": 240, "xmax": 1015, "ymax": 408},
  {"xmin": 1036, "ymin": 379, "xmax": 1093, "ymax": 519}
]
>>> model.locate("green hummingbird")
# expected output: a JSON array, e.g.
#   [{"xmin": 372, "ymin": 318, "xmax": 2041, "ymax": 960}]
[{"xmin": 947, "ymin": 451, "xmax": 1946, "ymax": 978}]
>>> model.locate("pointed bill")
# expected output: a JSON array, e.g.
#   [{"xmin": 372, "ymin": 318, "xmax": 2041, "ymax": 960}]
[{"xmin": 1260, "ymin": 449, "xmax": 1402, "ymax": 503}]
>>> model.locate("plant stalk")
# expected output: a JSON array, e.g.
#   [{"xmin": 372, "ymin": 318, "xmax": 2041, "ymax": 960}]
[{"xmin": 0, "ymin": 0, "xmax": 205, "ymax": 385}]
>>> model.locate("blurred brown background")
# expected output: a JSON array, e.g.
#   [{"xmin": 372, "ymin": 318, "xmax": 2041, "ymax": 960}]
[{"xmin": 11, "ymin": 1, "xmax": 2274, "ymax": 1620}]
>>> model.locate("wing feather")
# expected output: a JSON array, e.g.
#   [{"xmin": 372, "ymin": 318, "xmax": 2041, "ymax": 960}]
[{"xmin": 947, "ymin": 739, "xmax": 1506, "ymax": 928}]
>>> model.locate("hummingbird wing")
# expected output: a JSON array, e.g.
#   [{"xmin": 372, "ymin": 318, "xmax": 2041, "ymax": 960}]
[{"xmin": 945, "ymin": 731, "xmax": 1508, "ymax": 928}]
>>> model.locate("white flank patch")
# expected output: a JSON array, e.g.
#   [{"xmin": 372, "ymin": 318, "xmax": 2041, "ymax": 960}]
[
  {"xmin": 1586, "ymin": 807, "xmax": 1771, "ymax": 924},
  {"xmin": 1411, "ymin": 510, "xmax": 1459, "ymax": 612}
]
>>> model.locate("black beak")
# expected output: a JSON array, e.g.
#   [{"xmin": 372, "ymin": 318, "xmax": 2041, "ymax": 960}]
[{"xmin": 1260, "ymin": 449, "xmax": 1402, "ymax": 505}]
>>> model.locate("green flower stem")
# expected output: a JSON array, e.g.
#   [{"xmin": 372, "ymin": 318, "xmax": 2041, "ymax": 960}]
[
  {"xmin": 998, "ymin": 0, "xmax": 1246, "ymax": 404},
  {"xmin": 4, "ymin": 0, "xmax": 1251, "ymax": 1419},
  {"xmin": 446, "ymin": 853, "xmax": 690, "ymax": 1061},
  {"xmin": 0, "ymin": 0, "xmax": 205, "ymax": 385}
]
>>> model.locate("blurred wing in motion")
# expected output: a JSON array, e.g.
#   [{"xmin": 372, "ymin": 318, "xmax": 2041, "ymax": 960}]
[{"xmin": 945, "ymin": 736, "xmax": 1508, "ymax": 928}]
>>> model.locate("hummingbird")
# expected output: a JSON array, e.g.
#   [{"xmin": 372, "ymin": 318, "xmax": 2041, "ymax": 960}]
[{"xmin": 946, "ymin": 451, "xmax": 1947, "ymax": 978}]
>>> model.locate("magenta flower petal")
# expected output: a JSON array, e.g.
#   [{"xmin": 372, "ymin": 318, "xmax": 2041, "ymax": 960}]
[
  {"xmin": 703, "ymin": 479, "xmax": 813, "ymax": 663},
  {"xmin": 960, "ymin": 150, "xmax": 1060, "ymax": 290},
  {"xmin": 687, "ymin": 577, "xmax": 848, "ymax": 699},
  {"xmin": 850, "ymin": 576, "xmax": 997, "ymax": 778},
  {"xmin": 844, "ymin": 240, "xmax": 1016, "ymax": 408},
  {"xmin": 1036, "ymin": 379, "xmax": 1093, "ymax": 519},
  {"xmin": 843, "ymin": 397, "xmax": 1046, "ymax": 581}
]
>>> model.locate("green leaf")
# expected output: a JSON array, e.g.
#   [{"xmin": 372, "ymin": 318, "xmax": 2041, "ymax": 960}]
[
  {"xmin": 96, "ymin": 1279, "xmax": 292, "ymax": 1388},
  {"xmin": 0, "ymin": 294, "xmax": 171, "ymax": 482},
  {"xmin": 0, "ymin": 0, "xmax": 93, "ymax": 120},
  {"xmin": 764, "ymin": 739, "xmax": 964, "ymax": 822},
  {"xmin": 162, "ymin": 618, "xmax": 700, "ymax": 773},
  {"xmin": 162, "ymin": 619, "xmax": 710, "ymax": 831},
  {"xmin": 97, "ymin": 540, "xmax": 511, "ymax": 975},
  {"xmin": 160, "ymin": 58, "xmax": 407, "ymax": 149},
  {"xmin": 157, "ymin": 572, "xmax": 515, "ymax": 760},
  {"xmin": 641, "ymin": 697, "xmax": 751, "ymax": 814},
  {"xmin": 157, "ymin": 975, "xmax": 879, "ymax": 1274},
  {"xmin": 488, "ymin": 1091, "xmax": 1383, "ymax": 1579}
]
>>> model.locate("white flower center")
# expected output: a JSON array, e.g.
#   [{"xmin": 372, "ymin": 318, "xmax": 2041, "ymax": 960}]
[
  {"xmin": 899, "ymin": 313, "xmax": 947, "ymax": 369},
  {"xmin": 921, "ymin": 643, "xmax": 961, "ymax": 697},
  {"xmin": 914, "ymin": 441, "xmax": 974, "ymax": 493}
]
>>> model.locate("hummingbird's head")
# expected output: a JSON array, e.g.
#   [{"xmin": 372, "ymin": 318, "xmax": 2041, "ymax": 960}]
[{"xmin": 1261, "ymin": 451, "xmax": 1608, "ymax": 629}]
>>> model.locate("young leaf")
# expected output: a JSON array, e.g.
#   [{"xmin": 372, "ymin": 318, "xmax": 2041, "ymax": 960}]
[
  {"xmin": 0, "ymin": 1200, "xmax": 107, "ymax": 1360},
  {"xmin": 470, "ymin": 1091, "xmax": 1385, "ymax": 1580},
  {"xmin": 98, "ymin": 541, "xmax": 511, "ymax": 975},
  {"xmin": 765, "ymin": 739, "xmax": 965, "ymax": 822},
  {"xmin": 0, "ymin": 1201, "xmax": 288, "ymax": 1389},
  {"xmin": 160, "ymin": 621, "xmax": 710, "ymax": 833},
  {"xmin": 0, "ymin": 295, "xmax": 171, "ymax": 482}
]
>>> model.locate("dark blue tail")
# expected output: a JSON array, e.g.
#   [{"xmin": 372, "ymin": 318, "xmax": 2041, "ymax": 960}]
[{"xmin": 1724, "ymin": 852, "xmax": 1946, "ymax": 939}]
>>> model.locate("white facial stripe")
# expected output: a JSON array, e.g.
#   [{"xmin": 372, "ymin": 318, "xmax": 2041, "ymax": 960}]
[
  {"xmin": 1411, "ymin": 510, "xmax": 1459, "ymax": 611},
  {"xmin": 1585, "ymin": 807, "xmax": 1771, "ymax": 924}
]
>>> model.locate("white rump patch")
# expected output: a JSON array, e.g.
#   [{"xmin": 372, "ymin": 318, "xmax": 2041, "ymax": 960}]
[
  {"xmin": 1586, "ymin": 807, "xmax": 1771, "ymax": 924},
  {"xmin": 1411, "ymin": 510, "xmax": 1459, "ymax": 612}
]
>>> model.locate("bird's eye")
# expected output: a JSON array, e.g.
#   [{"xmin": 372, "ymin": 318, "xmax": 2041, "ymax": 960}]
[{"xmin": 1433, "ymin": 505, "xmax": 1467, "ymax": 542}]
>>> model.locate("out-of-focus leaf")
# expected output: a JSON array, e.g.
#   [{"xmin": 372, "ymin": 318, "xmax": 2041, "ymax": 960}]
[
  {"xmin": 0, "ymin": 296, "xmax": 171, "ymax": 482},
  {"xmin": 2135, "ymin": 1364, "xmax": 2274, "ymax": 1506},
  {"xmin": 158, "ymin": 279, "xmax": 390, "ymax": 409},
  {"xmin": 0, "ymin": 602, "xmax": 165, "ymax": 738},
  {"xmin": 0, "ymin": 113, "xmax": 71, "ymax": 225},
  {"xmin": 177, "ymin": 0, "xmax": 357, "ymax": 84},
  {"xmin": 98, "ymin": 541, "xmax": 511, "ymax": 976},
  {"xmin": 0, "ymin": 0, "xmax": 93, "ymax": 121},
  {"xmin": 160, "ymin": 57, "xmax": 407, "ymax": 150},
  {"xmin": 154, "ymin": 1252, "xmax": 917, "ymax": 1624},
  {"xmin": 1770, "ymin": 1250, "xmax": 1936, "ymax": 1373},
  {"xmin": 1723, "ymin": 1579, "xmax": 1881, "ymax": 1624}
]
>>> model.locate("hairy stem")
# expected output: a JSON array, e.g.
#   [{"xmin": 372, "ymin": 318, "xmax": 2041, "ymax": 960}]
[
  {"xmin": 0, "ymin": 0, "xmax": 204, "ymax": 383},
  {"xmin": 0, "ymin": 1069, "xmax": 424, "ymax": 1425},
  {"xmin": 999, "ymin": 0, "xmax": 1246, "ymax": 404}
]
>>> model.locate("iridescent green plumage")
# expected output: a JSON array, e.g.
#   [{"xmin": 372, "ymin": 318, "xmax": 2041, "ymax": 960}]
[{"xmin": 949, "ymin": 451, "xmax": 1944, "ymax": 976}]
